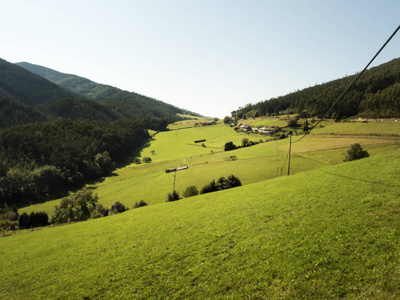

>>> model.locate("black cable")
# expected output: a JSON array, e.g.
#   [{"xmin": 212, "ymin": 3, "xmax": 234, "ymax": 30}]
[{"xmin": 292, "ymin": 24, "xmax": 400, "ymax": 144}]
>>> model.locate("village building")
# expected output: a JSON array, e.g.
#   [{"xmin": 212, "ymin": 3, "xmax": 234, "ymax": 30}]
[{"xmin": 239, "ymin": 124, "xmax": 251, "ymax": 131}]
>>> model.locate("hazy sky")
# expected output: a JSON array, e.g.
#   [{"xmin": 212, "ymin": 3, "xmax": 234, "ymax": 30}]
[{"xmin": 2, "ymin": 0, "xmax": 399, "ymax": 118}]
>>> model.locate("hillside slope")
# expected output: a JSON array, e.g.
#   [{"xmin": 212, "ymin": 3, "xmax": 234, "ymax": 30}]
[
  {"xmin": 17, "ymin": 61, "xmax": 189, "ymax": 119},
  {"xmin": 0, "ymin": 96, "xmax": 48, "ymax": 128},
  {"xmin": 0, "ymin": 58, "xmax": 78, "ymax": 106},
  {"xmin": 1, "ymin": 151, "xmax": 400, "ymax": 299},
  {"xmin": 234, "ymin": 57, "xmax": 400, "ymax": 119}
]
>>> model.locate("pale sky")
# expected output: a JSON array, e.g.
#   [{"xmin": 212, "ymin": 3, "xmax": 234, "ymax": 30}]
[{"xmin": 2, "ymin": 0, "xmax": 399, "ymax": 118}]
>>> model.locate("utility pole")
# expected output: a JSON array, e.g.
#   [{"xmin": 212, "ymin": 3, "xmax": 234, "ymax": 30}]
[
  {"xmin": 287, "ymin": 134, "xmax": 292, "ymax": 176},
  {"xmin": 173, "ymin": 169, "xmax": 177, "ymax": 192}
]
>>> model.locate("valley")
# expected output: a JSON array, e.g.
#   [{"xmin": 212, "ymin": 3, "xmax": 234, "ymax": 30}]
[
  {"xmin": 20, "ymin": 117, "xmax": 400, "ymax": 215},
  {"xmin": 1, "ymin": 118, "xmax": 399, "ymax": 298}
]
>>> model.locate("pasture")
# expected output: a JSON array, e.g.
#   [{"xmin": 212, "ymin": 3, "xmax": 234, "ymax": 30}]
[
  {"xmin": 2, "ymin": 150, "xmax": 400, "ymax": 299},
  {"xmin": 20, "ymin": 119, "xmax": 400, "ymax": 214}
]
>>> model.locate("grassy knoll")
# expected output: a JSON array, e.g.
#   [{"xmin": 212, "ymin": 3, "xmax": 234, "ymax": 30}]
[{"xmin": 2, "ymin": 151, "xmax": 400, "ymax": 299}]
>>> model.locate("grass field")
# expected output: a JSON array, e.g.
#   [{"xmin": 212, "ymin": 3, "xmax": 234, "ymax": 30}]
[
  {"xmin": 2, "ymin": 150, "xmax": 400, "ymax": 299},
  {"xmin": 20, "ymin": 120, "xmax": 400, "ymax": 215}
]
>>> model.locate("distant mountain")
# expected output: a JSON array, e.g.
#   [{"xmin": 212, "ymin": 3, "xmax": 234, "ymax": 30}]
[
  {"xmin": 233, "ymin": 57, "xmax": 400, "ymax": 119},
  {"xmin": 0, "ymin": 58, "xmax": 78, "ymax": 106},
  {"xmin": 17, "ymin": 62, "xmax": 190, "ymax": 119}
]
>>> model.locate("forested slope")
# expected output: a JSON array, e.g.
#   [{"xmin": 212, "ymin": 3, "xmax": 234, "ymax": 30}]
[
  {"xmin": 17, "ymin": 61, "xmax": 189, "ymax": 119},
  {"xmin": 0, "ymin": 97, "xmax": 48, "ymax": 128},
  {"xmin": 234, "ymin": 57, "xmax": 400, "ymax": 119},
  {"xmin": 0, "ymin": 119, "xmax": 156, "ymax": 208},
  {"xmin": 0, "ymin": 58, "xmax": 78, "ymax": 106}
]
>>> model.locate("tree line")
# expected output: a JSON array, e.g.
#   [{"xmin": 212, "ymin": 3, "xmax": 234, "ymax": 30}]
[{"xmin": 0, "ymin": 118, "xmax": 170, "ymax": 208}]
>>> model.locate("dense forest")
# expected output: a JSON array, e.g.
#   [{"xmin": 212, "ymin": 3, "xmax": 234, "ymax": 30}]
[
  {"xmin": 0, "ymin": 97, "xmax": 48, "ymax": 128},
  {"xmin": 0, "ymin": 118, "xmax": 172, "ymax": 208},
  {"xmin": 17, "ymin": 61, "xmax": 194, "ymax": 119},
  {"xmin": 232, "ymin": 57, "xmax": 400, "ymax": 119},
  {"xmin": 0, "ymin": 58, "xmax": 194, "ymax": 129},
  {"xmin": 0, "ymin": 58, "xmax": 78, "ymax": 106}
]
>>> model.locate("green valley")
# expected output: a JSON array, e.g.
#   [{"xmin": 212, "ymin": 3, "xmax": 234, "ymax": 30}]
[
  {"xmin": 20, "ymin": 119, "xmax": 400, "ymax": 214},
  {"xmin": 1, "ymin": 136, "xmax": 400, "ymax": 299}
]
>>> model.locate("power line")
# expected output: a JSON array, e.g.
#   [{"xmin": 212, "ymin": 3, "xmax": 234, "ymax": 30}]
[{"xmin": 293, "ymin": 24, "xmax": 400, "ymax": 144}]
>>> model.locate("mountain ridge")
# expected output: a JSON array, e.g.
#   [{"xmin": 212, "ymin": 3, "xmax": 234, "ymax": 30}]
[
  {"xmin": 0, "ymin": 58, "xmax": 79, "ymax": 106},
  {"xmin": 16, "ymin": 61, "xmax": 193, "ymax": 118}
]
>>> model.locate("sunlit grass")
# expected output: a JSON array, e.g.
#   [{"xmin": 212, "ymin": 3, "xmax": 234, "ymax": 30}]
[
  {"xmin": 20, "ymin": 121, "xmax": 400, "ymax": 215},
  {"xmin": 3, "ymin": 151, "xmax": 400, "ymax": 299}
]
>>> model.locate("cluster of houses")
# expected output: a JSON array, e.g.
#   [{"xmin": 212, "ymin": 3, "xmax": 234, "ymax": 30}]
[{"xmin": 231, "ymin": 123, "xmax": 288, "ymax": 136}]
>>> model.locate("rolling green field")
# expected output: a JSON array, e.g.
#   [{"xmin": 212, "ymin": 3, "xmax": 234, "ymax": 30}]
[
  {"xmin": 20, "ymin": 120, "xmax": 400, "ymax": 215},
  {"xmin": 2, "ymin": 150, "xmax": 400, "ymax": 299}
]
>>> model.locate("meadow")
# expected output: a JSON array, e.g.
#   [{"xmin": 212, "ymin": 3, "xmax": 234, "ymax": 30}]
[
  {"xmin": 2, "ymin": 150, "xmax": 400, "ymax": 299},
  {"xmin": 20, "ymin": 119, "xmax": 400, "ymax": 214}
]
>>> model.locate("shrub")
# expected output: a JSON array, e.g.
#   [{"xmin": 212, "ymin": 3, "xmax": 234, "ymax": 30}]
[
  {"xmin": 90, "ymin": 204, "xmax": 107, "ymax": 218},
  {"xmin": 223, "ymin": 116, "xmax": 232, "ymax": 124},
  {"xmin": 183, "ymin": 186, "xmax": 199, "ymax": 198},
  {"xmin": 0, "ymin": 218, "xmax": 11, "ymax": 236},
  {"xmin": 50, "ymin": 189, "xmax": 99, "ymax": 224},
  {"xmin": 108, "ymin": 201, "xmax": 127, "ymax": 216},
  {"xmin": 225, "ymin": 155, "xmax": 238, "ymax": 161},
  {"xmin": 224, "ymin": 141, "xmax": 237, "ymax": 151},
  {"xmin": 344, "ymin": 143, "xmax": 370, "ymax": 161},
  {"xmin": 133, "ymin": 200, "xmax": 148, "ymax": 208},
  {"xmin": 167, "ymin": 191, "xmax": 180, "ymax": 202},
  {"xmin": 200, "ymin": 175, "xmax": 242, "ymax": 194},
  {"xmin": 287, "ymin": 118, "xmax": 299, "ymax": 127},
  {"xmin": 242, "ymin": 137, "xmax": 250, "ymax": 147},
  {"xmin": 18, "ymin": 212, "xmax": 30, "ymax": 229},
  {"xmin": 27, "ymin": 211, "xmax": 49, "ymax": 228},
  {"xmin": 200, "ymin": 180, "xmax": 218, "ymax": 194},
  {"xmin": 142, "ymin": 156, "xmax": 152, "ymax": 163}
]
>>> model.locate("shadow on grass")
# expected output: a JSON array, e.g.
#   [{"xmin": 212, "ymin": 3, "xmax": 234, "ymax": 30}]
[{"xmin": 319, "ymin": 169, "xmax": 400, "ymax": 188}]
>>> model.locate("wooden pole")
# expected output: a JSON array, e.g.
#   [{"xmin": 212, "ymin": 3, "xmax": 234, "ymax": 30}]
[
  {"xmin": 287, "ymin": 134, "xmax": 292, "ymax": 176},
  {"xmin": 173, "ymin": 169, "xmax": 177, "ymax": 192}
]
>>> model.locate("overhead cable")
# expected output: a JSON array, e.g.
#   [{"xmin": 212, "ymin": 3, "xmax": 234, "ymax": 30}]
[{"xmin": 293, "ymin": 24, "xmax": 400, "ymax": 144}]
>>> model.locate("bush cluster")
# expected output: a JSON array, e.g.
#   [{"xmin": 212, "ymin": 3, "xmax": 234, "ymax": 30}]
[
  {"xmin": 200, "ymin": 175, "xmax": 242, "ymax": 194},
  {"xmin": 167, "ymin": 191, "xmax": 180, "ymax": 202},
  {"xmin": 133, "ymin": 200, "xmax": 148, "ymax": 208},
  {"xmin": 344, "ymin": 143, "xmax": 370, "ymax": 161},
  {"xmin": 50, "ymin": 189, "xmax": 103, "ymax": 224},
  {"xmin": 224, "ymin": 139, "xmax": 259, "ymax": 152},
  {"xmin": 18, "ymin": 211, "xmax": 48, "ymax": 229},
  {"xmin": 108, "ymin": 201, "xmax": 127, "ymax": 216}
]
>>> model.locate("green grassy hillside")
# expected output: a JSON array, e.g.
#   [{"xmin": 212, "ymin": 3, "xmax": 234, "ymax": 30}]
[
  {"xmin": 1, "ymin": 150, "xmax": 400, "ymax": 299},
  {"xmin": 20, "ymin": 121, "xmax": 400, "ymax": 214}
]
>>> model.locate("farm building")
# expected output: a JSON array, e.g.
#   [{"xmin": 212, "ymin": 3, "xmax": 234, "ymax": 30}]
[
  {"xmin": 258, "ymin": 127, "xmax": 273, "ymax": 136},
  {"xmin": 239, "ymin": 125, "xmax": 251, "ymax": 131}
]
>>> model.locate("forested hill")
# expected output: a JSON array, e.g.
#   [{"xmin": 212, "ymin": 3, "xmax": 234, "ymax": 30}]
[
  {"xmin": 0, "ymin": 97, "xmax": 48, "ymax": 128},
  {"xmin": 233, "ymin": 57, "xmax": 400, "ymax": 119},
  {"xmin": 0, "ymin": 58, "xmax": 78, "ymax": 106},
  {"xmin": 16, "ymin": 61, "xmax": 190, "ymax": 119}
]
